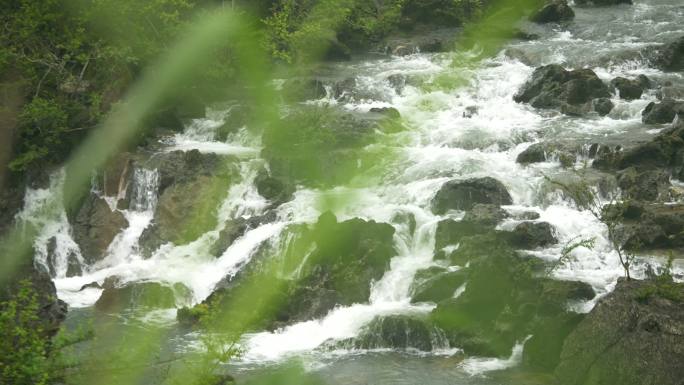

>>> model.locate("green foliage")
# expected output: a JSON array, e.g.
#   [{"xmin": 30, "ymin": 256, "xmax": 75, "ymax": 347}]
[
  {"xmin": 10, "ymin": 97, "xmax": 68, "ymax": 171},
  {"xmin": 0, "ymin": 280, "xmax": 50, "ymax": 385}
]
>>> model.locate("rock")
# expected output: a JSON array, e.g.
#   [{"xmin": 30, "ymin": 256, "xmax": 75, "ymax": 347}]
[
  {"xmin": 530, "ymin": 0, "xmax": 575, "ymax": 23},
  {"xmin": 463, "ymin": 105, "xmax": 479, "ymax": 118},
  {"xmin": 617, "ymin": 167, "xmax": 671, "ymax": 202},
  {"xmin": 386, "ymin": 74, "xmax": 406, "ymax": 94},
  {"xmin": 431, "ymin": 177, "xmax": 513, "ymax": 214},
  {"xmin": 651, "ymin": 36, "xmax": 684, "ymax": 72},
  {"xmin": 70, "ymin": 193, "xmax": 128, "ymax": 265},
  {"xmin": 177, "ymin": 303, "xmax": 209, "ymax": 328},
  {"xmin": 340, "ymin": 315, "xmax": 447, "ymax": 351},
  {"xmin": 95, "ymin": 281, "xmax": 185, "ymax": 311},
  {"xmin": 255, "ymin": 168, "xmax": 294, "ymax": 205},
  {"xmin": 510, "ymin": 222, "xmax": 558, "ymax": 248},
  {"xmin": 202, "ymin": 213, "xmax": 397, "ymax": 330},
  {"xmin": 261, "ymin": 106, "xmax": 380, "ymax": 187},
  {"xmin": 209, "ymin": 213, "xmax": 276, "ymax": 257},
  {"xmin": 517, "ymin": 143, "xmax": 577, "ymax": 167},
  {"xmin": 610, "ymin": 77, "xmax": 644, "ymax": 100},
  {"xmin": 369, "ymin": 107, "xmax": 401, "ymax": 119},
  {"xmin": 411, "ymin": 268, "xmax": 467, "ymax": 303},
  {"xmin": 216, "ymin": 105, "xmax": 249, "ymax": 141},
  {"xmin": 642, "ymin": 100, "xmax": 684, "ymax": 124},
  {"xmin": 514, "ymin": 65, "xmax": 611, "ymax": 115},
  {"xmin": 430, "ymin": 236, "xmax": 586, "ymax": 360},
  {"xmin": 79, "ymin": 281, "xmax": 102, "ymax": 291},
  {"xmin": 139, "ymin": 174, "xmax": 231, "ymax": 251},
  {"xmin": 592, "ymin": 97, "xmax": 614, "ymax": 116},
  {"xmin": 98, "ymin": 152, "xmax": 135, "ymax": 200},
  {"xmin": 46, "ymin": 236, "xmax": 82, "ymax": 277},
  {"xmin": 574, "ymin": 0, "xmax": 632, "ymax": 5},
  {"xmin": 554, "ymin": 279, "xmax": 684, "ymax": 385},
  {"xmin": 610, "ymin": 203, "xmax": 684, "ymax": 251},
  {"xmin": 286, "ymin": 214, "xmax": 396, "ymax": 309},
  {"xmin": 150, "ymin": 150, "xmax": 237, "ymax": 193},
  {"xmin": 462, "ymin": 204, "xmax": 509, "ymax": 226},
  {"xmin": 281, "ymin": 78, "xmax": 327, "ymax": 101},
  {"xmin": 209, "ymin": 218, "xmax": 248, "ymax": 257}
]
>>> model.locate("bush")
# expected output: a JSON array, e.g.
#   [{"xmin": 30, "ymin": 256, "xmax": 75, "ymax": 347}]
[
  {"xmin": 0, "ymin": 280, "xmax": 51, "ymax": 385},
  {"xmin": 10, "ymin": 97, "xmax": 68, "ymax": 171}
]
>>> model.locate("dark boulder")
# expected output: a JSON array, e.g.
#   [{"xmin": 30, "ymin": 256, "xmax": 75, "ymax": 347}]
[
  {"xmin": 70, "ymin": 193, "xmax": 128, "ymax": 265},
  {"xmin": 529, "ymin": 0, "xmax": 575, "ymax": 24},
  {"xmin": 216, "ymin": 105, "xmax": 249, "ymax": 141},
  {"xmin": 95, "ymin": 281, "xmax": 188, "ymax": 312},
  {"xmin": 517, "ymin": 143, "xmax": 577, "ymax": 167},
  {"xmin": 510, "ymin": 222, "xmax": 558, "ymax": 249},
  {"xmin": 410, "ymin": 267, "xmax": 467, "ymax": 303},
  {"xmin": 514, "ymin": 65, "xmax": 611, "ymax": 115},
  {"xmin": 555, "ymin": 279, "xmax": 684, "ymax": 385},
  {"xmin": 609, "ymin": 203, "xmax": 684, "ymax": 251},
  {"xmin": 592, "ymin": 97, "xmax": 614, "ymax": 116},
  {"xmin": 610, "ymin": 77, "xmax": 644, "ymax": 100},
  {"xmin": 430, "ymin": 236, "xmax": 589, "ymax": 360},
  {"xmin": 369, "ymin": 107, "xmax": 401, "ymax": 119},
  {"xmin": 462, "ymin": 204, "xmax": 509, "ymax": 226},
  {"xmin": 617, "ymin": 167, "xmax": 671, "ymax": 202},
  {"xmin": 642, "ymin": 99, "xmax": 684, "ymax": 124},
  {"xmin": 45, "ymin": 236, "xmax": 82, "ymax": 277},
  {"xmin": 574, "ymin": 0, "xmax": 632, "ymax": 5},
  {"xmin": 255, "ymin": 168, "xmax": 294, "ymax": 205},
  {"xmin": 281, "ymin": 78, "xmax": 327, "ymax": 102},
  {"xmin": 431, "ymin": 177, "xmax": 513, "ymax": 214},
  {"xmin": 339, "ymin": 315, "xmax": 448, "ymax": 352},
  {"xmin": 651, "ymin": 36, "xmax": 684, "ymax": 72}
]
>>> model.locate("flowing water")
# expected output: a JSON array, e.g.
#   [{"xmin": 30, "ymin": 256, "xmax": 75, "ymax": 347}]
[{"xmin": 18, "ymin": 0, "xmax": 684, "ymax": 383}]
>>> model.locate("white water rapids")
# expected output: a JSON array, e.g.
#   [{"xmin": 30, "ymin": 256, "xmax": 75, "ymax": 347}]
[{"xmin": 16, "ymin": 0, "xmax": 684, "ymax": 375}]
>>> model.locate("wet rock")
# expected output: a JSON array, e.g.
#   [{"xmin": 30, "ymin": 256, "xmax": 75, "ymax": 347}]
[
  {"xmin": 46, "ymin": 236, "xmax": 82, "ymax": 277},
  {"xmin": 642, "ymin": 99, "xmax": 684, "ymax": 124},
  {"xmin": 592, "ymin": 97, "xmax": 614, "ymax": 116},
  {"xmin": 462, "ymin": 105, "xmax": 479, "ymax": 118},
  {"xmin": 517, "ymin": 143, "xmax": 577, "ymax": 167},
  {"xmin": 95, "ymin": 281, "xmax": 186, "ymax": 311},
  {"xmin": 462, "ymin": 204, "xmax": 509, "ymax": 226},
  {"xmin": 514, "ymin": 65, "xmax": 611, "ymax": 115},
  {"xmin": 530, "ymin": 0, "xmax": 575, "ymax": 24},
  {"xmin": 209, "ymin": 218, "xmax": 248, "ymax": 257},
  {"xmin": 555, "ymin": 279, "xmax": 684, "ymax": 385},
  {"xmin": 70, "ymin": 193, "xmax": 128, "ymax": 265},
  {"xmin": 610, "ymin": 203, "xmax": 684, "ymax": 251},
  {"xmin": 651, "ymin": 36, "xmax": 684, "ymax": 72},
  {"xmin": 386, "ymin": 74, "xmax": 406, "ymax": 94},
  {"xmin": 369, "ymin": 107, "xmax": 401, "ymax": 119},
  {"xmin": 151, "ymin": 150, "xmax": 238, "ymax": 193},
  {"xmin": 617, "ymin": 167, "xmax": 671, "ymax": 202},
  {"xmin": 430, "ymin": 237, "xmax": 586, "ymax": 360},
  {"xmin": 431, "ymin": 177, "xmax": 513, "ymax": 214},
  {"xmin": 261, "ymin": 106, "xmax": 380, "ymax": 187},
  {"xmin": 79, "ymin": 281, "xmax": 102, "ymax": 291},
  {"xmin": 98, "ymin": 152, "xmax": 135, "ymax": 201},
  {"xmin": 341, "ymin": 315, "xmax": 447, "ymax": 352},
  {"xmin": 140, "ymin": 174, "xmax": 232, "ymax": 251},
  {"xmin": 281, "ymin": 78, "xmax": 327, "ymax": 101},
  {"xmin": 209, "ymin": 213, "xmax": 276, "ymax": 257},
  {"xmin": 574, "ymin": 0, "xmax": 632, "ymax": 5},
  {"xmin": 411, "ymin": 267, "xmax": 467, "ymax": 303},
  {"xmin": 510, "ymin": 222, "xmax": 558, "ymax": 248},
  {"xmin": 610, "ymin": 77, "xmax": 644, "ymax": 100},
  {"xmin": 255, "ymin": 168, "xmax": 294, "ymax": 205},
  {"xmin": 216, "ymin": 105, "xmax": 249, "ymax": 141}
]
